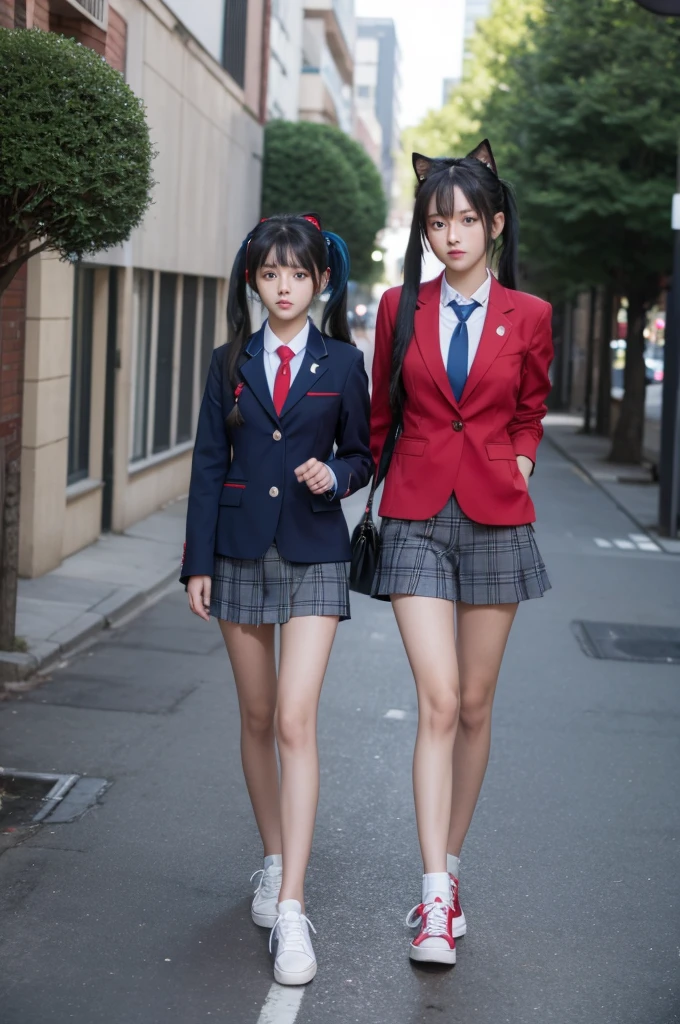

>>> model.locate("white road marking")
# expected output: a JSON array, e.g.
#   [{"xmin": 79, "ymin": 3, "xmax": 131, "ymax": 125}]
[
  {"xmin": 594, "ymin": 538, "xmax": 613, "ymax": 548},
  {"xmin": 613, "ymin": 539, "xmax": 635, "ymax": 549},
  {"xmin": 629, "ymin": 534, "xmax": 649, "ymax": 543},
  {"xmin": 636, "ymin": 541, "xmax": 661, "ymax": 551},
  {"xmin": 257, "ymin": 983, "xmax": 305, "ymax": 1024},
  {"xmin": 385, "ymin": 709, "xmax": 407, "ymax": 720}
]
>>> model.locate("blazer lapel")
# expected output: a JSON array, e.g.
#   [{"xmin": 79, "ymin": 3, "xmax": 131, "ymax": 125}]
[
  {"xmin": 240, "ymin": 325, "xmax": 280, "ymax": 424},
  {"xmin": 460, "ymin": 276, "xmax": 515, "ymax": 405},
  {"xmin": 280, "ymin": 323, "xmax": 329, "ymax": 417},
  {"xmin": 413, "ymin": 273, "xmax": 461, "ymax": 412}
]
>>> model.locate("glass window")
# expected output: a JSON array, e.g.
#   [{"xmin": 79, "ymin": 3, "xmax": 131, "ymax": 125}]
[
  {"xmin": 222, "ymin": 0, "xmax": 248, "ymax": 87},
  {"xmin": 68, "ymin": 266, "xmax": 95, "ymax": 484},
  {"xmin": 153, "ymin": 272, "xmax": 177, "ymax": 454},
  {"xmin": 176, "ymin": 275, "xmax": 198, "ymax": 443},
  {"xmin": 131, "ymin": 270, "xmax": 154, "ymax": 461},
  {"xmin": 200, "ymin": 277, "xmax": 218, "ymax": 390}
]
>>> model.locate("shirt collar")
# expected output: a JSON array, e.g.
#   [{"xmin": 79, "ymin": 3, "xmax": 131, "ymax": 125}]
[
  {"xmin": 263, "ymin": 318, "xmax": 310, "ymax": 356},
  {"xmin": 441, "ymin": 268, "xmax": 492, "ymax": 309}
]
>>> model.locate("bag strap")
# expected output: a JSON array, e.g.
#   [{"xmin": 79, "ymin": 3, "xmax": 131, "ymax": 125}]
[{"xmin": 364, "ymin": 418, "xmax": 401, "ymax": 518}]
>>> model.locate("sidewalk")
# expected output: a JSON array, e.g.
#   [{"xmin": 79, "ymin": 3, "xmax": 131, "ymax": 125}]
[
  {"xmin": 544, "ymin": 413, "xmax": 680, "ymax": 555},
  {"xmin": 0, "ymin": 497, "xmax": 187, "ymax": 684}
]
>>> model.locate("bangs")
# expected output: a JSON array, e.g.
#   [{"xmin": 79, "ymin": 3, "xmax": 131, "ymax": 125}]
[
  {"xmin": 257, "ymin": 239, "xmax": 318, "ymax": 276},
  {"xmin": 423, "ymin": 166, "xmax": 483, "ymax": 225}
]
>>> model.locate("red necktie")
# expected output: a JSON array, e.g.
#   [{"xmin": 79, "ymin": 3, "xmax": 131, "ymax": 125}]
[{"xmin": 273, "ymin": 345, "xmax": 295, "ymax": 415}]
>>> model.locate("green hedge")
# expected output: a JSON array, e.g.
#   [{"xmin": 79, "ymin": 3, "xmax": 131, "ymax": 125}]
[{"xmin": 0, "ymin": 28, "xmax": 154, "ymax": 275}]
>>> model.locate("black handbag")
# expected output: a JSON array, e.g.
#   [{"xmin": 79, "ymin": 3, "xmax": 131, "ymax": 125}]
[{"xmin": 349, "ymin": 420, "xmax": 400, "ymax": 596}]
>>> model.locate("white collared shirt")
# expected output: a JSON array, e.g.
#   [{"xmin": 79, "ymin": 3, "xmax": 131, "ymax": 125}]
[
  {"xmin": 263, "ymin": 318, "xmax": 310, "ymax": 396},
  {"xmin": 439, "ymin": 269, "xmax": 491, "ymax": 373}
]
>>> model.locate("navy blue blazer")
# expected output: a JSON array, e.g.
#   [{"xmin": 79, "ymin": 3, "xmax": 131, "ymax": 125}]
[{"xmin": 181, "ymin": 322, "xmax": 373, "ymax": 581}]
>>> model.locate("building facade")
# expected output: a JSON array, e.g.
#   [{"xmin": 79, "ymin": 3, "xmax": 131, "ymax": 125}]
[
  {"xmin": 299, "ymin": 0, "xmax": 354, "ymax": 132},
  {"xmin": 1, "ymin": 0, "xmax": 267, "ymax": 578},
  {"xmin": 354, "ymin": 18, "xmax": 400, "ymax": 208},
  {"xmin": 267, "ymin": 0, "xmax": 305, "ymax": 120}
]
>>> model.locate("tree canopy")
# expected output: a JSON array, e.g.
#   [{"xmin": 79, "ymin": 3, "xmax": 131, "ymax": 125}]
[
  {"xmin": 0, "ymin": 28, "xmax": 155, "ymax": 293},
  {"xmin": 262, "ymin": 120, "xmax": 387, "ymax": 282}
]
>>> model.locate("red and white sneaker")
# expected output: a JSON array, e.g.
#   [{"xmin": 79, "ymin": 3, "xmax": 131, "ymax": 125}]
[
  {"xmin": 406, "ymin": 897, "xmax": 456, "ymax": 965},
  {"xmin": 449, "ymin": 874, "xmax": 467, "ymax": 938}
]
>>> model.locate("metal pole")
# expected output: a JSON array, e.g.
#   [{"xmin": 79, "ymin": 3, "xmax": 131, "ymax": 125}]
[{"xmin": 658, "ymin": 143, "xmax": 680, "ymax": 537}]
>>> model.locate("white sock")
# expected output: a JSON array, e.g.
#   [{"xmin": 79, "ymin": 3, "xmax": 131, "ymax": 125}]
[
  {"xmin": 447, "ymin": 853, "xmax": 460, "ymax": 878},
  {"xmin": 422, "ymin": 871, "xmax": 450, "ymax": 905},
  {"xmin": 264, "ymin": 854, "xmax": 282, "ymax": 871}
]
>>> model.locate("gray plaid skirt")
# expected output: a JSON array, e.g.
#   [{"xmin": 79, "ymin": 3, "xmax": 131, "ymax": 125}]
[
  {"xmin": 372, "ymin": 494, "xmax": 551, "ymax": 605},
  {"xmin": 211, "ymin": 543, "xmax": 350, "ymax": 625}
]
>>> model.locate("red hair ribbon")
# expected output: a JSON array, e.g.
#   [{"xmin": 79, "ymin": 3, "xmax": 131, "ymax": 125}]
[
  {"xmin": 302, "ymin": 215, "xmax": 321, "ymax": 231},
  {"xmin": 234, "ymin": 382, "xmax": 245, "ymax": 402}
]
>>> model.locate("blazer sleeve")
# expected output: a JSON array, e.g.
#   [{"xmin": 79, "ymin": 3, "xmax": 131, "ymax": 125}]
[
  {"xmin": 508, "ymin": 302, "xmax": 554, "ymax": 468},
  {"xmin": 370, "ymin": 290, "xmax": 396, "ymax": 470},
  {"xmin": 180, "ymin": 349, "xmax": 230, "ymax": 584},
  {"xmin": 325, "ymin": 349, "xmax": 373, "ymax": 499}
]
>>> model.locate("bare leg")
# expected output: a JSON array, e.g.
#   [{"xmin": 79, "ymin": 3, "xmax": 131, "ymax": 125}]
[
  {"xmin": 391, "ymin": 596, "xmax": 459, "ymax": 875},
  {"xmin": 276, "ymin": 615, "xmax": 339, "ymax": 910},
  {"xmin": 219, "ymin": 621, "xmax": 281, "ymax": 856},
  {"xmin": 447, "ymin": 602, "xmax": 518, "ymax": 856}
]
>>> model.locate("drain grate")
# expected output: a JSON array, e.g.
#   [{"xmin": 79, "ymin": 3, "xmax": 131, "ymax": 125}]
[
  {"xmin": 0, "ymin": 769, "xmax": 109, "ymax": 829},
  {"xmin": 572, "ymin": 621, "xmax": 680, "ymax": 665}
]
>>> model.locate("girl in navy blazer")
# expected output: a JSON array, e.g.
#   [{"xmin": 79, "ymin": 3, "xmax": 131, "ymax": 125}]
[{"xmin": 181, "ymin": 214, "xmax": 372, "ymax": 986}]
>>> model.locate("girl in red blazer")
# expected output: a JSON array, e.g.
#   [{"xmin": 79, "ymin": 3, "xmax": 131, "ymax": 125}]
[{"xmin": 370, "ymin": 141, "xmax": 552, "ymax": 965}]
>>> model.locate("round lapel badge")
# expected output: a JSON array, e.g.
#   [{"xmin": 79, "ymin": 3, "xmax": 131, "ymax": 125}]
[{"xmin": 496, "ymin": 325, "xmax": 506, "ymax": 336}]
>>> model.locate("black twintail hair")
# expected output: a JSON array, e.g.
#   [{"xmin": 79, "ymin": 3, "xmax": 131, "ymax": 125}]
[
  {"xmin": 390, "ymin": 154, "xmax": 519, "ymax": 417},
  {"xmin": 224, "ymin": 213, "xmax": 352, "ymax": 428}
]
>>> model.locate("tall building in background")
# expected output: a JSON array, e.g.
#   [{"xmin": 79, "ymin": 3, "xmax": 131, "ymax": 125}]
[
  {"xmin": 267, "ymin": 0, "xmax": 305, "ymax": 120},
  {"xmin": 354, "ymin": 18, "xmax": 400, "ymax": 207},
  {"xmin": 298, "ymin": 0, "xmax": 355, "ymax": 133},
  {"xmin": 463, "ymin": 0, "xmax": 492, "ymax": 59}
]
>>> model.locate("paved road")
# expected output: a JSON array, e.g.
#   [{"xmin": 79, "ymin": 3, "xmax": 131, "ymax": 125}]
[{"xmin": 1, "ymin": 438, "xmax": 679, "ymax": 1024}]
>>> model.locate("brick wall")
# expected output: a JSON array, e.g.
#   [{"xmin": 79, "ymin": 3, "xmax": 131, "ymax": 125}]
[
  {"xmin": 0, "ymin": 0, "xmax": 15, "ymax": 29},
  {"xmin": 105, "ymin": 7, "xmax": 126, "ymax": 74},
  {"xmin": 0, "ymin": 267, "xmax": 27, "ymax": 467}
]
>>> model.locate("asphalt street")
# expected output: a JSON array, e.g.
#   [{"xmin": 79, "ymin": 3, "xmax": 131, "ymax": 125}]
[{"xmin": 1, "ymin": 436, "xmax": 679, "ymax": 1024}]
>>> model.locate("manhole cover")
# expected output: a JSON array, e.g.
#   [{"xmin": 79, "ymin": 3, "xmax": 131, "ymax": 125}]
[{"xmin": 572, "ymin": 621, "xmax": 680, "ymax": 664}]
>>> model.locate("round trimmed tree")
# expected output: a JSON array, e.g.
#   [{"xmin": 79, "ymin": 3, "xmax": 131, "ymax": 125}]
[
  {"xmin": 262, "ymin": 120, "xmax": 387, "ymax": 282},
  {"xmin": 0, "ymin": 28, "xmax": 155, "ymax": 293}
]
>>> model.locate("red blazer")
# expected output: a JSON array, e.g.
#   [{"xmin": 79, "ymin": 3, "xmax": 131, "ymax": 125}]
[{"xmin": 370, "ymin": 272, "xmax": 553, "ymax": 526}]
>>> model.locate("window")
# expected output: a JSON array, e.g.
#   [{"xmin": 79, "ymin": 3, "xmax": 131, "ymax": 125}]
[
  {"xmin": 130, "ymin": 273, "xmax": 219, "ymax": 465},
  {"xmin": 200, "ymin": 277, "xmax": 218, "ymax": 391},
  {"xmin": 176, "ymin": 275, "xmax": 198, "ymax": 444},
  {"xmin": 222, "ymin": 0, "xmax": 248, "ymax": 87},
  {"xmin": 153, "ymin": 272, "xmax": 177, "ymax": 454},
  {"xmin": 68, "ymin": 266, "xmax": 95, "ymax": 484},
  {"xmin": 131, "ymin": 270, "xmax": 154, "ymax": 461}
]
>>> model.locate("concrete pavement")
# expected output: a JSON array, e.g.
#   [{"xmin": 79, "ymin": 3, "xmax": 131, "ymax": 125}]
[{"xmin": 0, "ymin": 434, "xmax": 679, "ymax": 1023}]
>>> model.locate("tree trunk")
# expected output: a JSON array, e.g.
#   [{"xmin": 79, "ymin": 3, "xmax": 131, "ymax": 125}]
[
  {"xmin": 0, "ymin": 450, "xmax": 20, "ymax": 650},
  {"xmin": 609, "ymin": 292, "xmax": 647, "ymax": 464},
  {"xmin": 582, "ymin": 286, "xmax": 597, "ymax": 433},
  {"xmin": 596, "ymin": 288, "xmax": 614, "ymax": 437}
]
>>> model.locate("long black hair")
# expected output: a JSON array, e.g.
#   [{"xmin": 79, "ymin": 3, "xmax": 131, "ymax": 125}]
[
  {"xmin": 390, "ymin": 139, "xmax": 519, "ymax": 415},
  {"xmin": 224, "ymin": 213, "xmax": 352, "ymax": 426}
]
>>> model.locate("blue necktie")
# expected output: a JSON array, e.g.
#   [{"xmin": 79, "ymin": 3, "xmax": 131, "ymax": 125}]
[{"xmin": 447, "ymin": 299, "xmax": 480, "ymax": 402}]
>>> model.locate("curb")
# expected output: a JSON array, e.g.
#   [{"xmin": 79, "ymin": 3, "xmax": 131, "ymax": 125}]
[
  {"xmin": 0, "ymin": 566, "xmax": 180, "ymax": 686},
  {"xmin": 543, "ymin": 430, "xmax": 670, "ymax": 548}
]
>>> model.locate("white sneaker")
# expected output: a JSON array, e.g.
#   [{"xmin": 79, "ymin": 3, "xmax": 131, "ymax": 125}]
[
  {"xmin": 250, "ymin": 857, "xmax": 282, "ymax": 928},
  {"xmin": 269, "ymin": 899, "xmax": 317, "ymax": 985}
]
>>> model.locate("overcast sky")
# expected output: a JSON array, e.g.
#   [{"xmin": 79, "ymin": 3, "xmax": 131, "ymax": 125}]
[{"xmin": 356, "ymin": 0, "xmax": 465, "ymax": 128}]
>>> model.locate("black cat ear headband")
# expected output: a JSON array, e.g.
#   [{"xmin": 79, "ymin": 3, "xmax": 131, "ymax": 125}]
[{"xmin": 412, "ymin": 139, "xmax": 498, "ymax": 183}]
